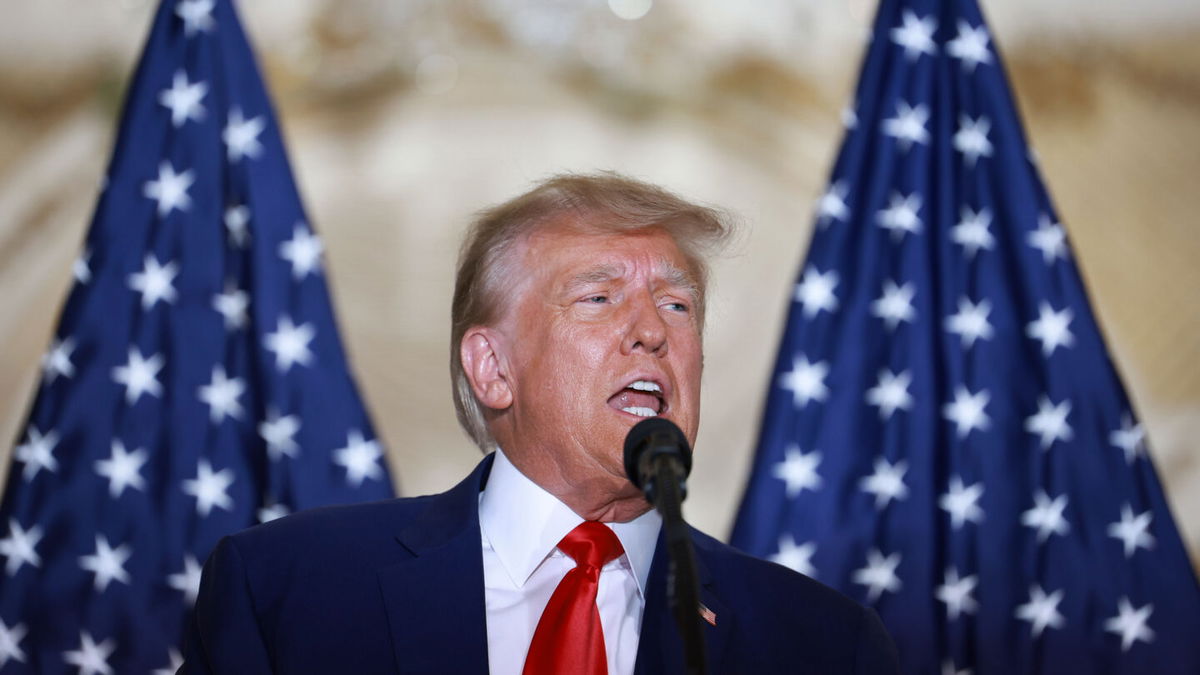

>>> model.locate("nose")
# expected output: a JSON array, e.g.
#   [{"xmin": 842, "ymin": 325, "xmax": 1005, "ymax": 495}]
[{"xmin": 621, "ymin": 292, "xmax": 668, "ymax": 356}]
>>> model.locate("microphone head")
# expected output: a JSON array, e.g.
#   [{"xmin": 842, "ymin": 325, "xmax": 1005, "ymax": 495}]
[{"xmin": 623, "ymin": 417, "xmax": 692, "ymax": 491}]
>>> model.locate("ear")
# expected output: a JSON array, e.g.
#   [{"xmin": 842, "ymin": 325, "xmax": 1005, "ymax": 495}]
[{"xmin": 460, "ymin": 328, "xmax": 513, "ymax": 411}]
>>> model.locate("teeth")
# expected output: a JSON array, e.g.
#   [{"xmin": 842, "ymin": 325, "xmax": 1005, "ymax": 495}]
[
  {"xmin": 621, "ymin": 407, "xmax": 658, "ymax": 418},
  {"xmin": 629, "ymin": 381, "xmax": 662, "ymax": 393}
]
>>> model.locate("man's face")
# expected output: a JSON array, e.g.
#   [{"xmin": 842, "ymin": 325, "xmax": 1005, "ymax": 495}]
[{"xmin": 490, "ymin": 223, "xmax": 704, "ymax": 511}]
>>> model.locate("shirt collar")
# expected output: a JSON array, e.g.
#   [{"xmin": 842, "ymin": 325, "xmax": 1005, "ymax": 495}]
[{"xmin": 479, "ymin": 448, "xmax": 662, "ymax": 598}]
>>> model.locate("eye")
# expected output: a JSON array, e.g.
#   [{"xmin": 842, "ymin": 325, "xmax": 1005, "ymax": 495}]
[
  {"xmin": 663, "ymin": 301, "xmax": 689, "ymax": 313},
  {"xmin": 583, "ymin": 295, "xmax": 609, "ymax": 304}
]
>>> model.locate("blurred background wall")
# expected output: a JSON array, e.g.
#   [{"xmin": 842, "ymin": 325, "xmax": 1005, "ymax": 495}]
[{"xmin": 1, "ymin": 0, "xmax": 1197, "ymax": 566}]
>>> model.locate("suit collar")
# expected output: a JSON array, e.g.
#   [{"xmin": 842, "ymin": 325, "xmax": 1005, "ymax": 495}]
[
  {"xmin": 380, "ymin": 455, "xmax": 732, "ymax": 674},
  {"xmin": 394, "ymin": 452, "xmax": 495, "ymax": 554},
  {"xmin": 378, "ymin": 454, "xmax": 494, "ymax": 674},
  {"xmin": 634, "ymin": 527, "xmax": 732, "ymax": 675}
]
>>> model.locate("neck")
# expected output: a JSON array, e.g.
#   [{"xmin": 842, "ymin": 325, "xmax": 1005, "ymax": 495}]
[{"xmin": 497, "ymin": 446, "xmax": 653, "ymax": 523}]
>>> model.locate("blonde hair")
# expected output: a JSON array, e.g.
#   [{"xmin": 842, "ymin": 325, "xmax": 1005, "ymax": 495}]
[{"xmin": 450, "ymin": 172, "xmax": 734, "ymax": 451}]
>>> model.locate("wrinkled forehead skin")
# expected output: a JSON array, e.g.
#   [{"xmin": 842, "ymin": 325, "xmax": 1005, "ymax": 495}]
[{"xmin": 497, "ymin": 212, "xmax": 712, "ymax": 331}]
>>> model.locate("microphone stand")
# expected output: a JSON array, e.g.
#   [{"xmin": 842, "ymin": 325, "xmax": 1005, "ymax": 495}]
[{"xmin": 648, "ymin": 454, "xmax": 708, "ymax": 675}]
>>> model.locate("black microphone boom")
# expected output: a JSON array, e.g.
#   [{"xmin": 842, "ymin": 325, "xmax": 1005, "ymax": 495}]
[{"xmin": 623, "ymin": 417, "xmax": 707, "ymax": 675}]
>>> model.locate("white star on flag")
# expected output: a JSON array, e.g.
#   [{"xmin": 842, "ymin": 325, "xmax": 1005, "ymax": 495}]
[
  {"xmin": 1022, "ymin": 490, "xmax": 1070, "ymax": 543},
  {"xmin": 1109, "ymin": 413, "xmax": 1146, "ymax": 464},
  {"xmin": 73, "ymin": 248, "xmax": 92, "ymax": 284},
  {"xmin": 954, "ymin": 115, "xmax": 993, "ymax": 167},
  {"xmin": 1024, "ymin": 395, "xmax": 1074, "ymax": 450},
  {"xmin": 841, "ymin": 105, "xmax": 858, "ymax": 130},
  {"xmin": 944, "ymin": 297, "xmax": 994, "ymax": 349},
  {"xmin": 62, "ymin": 631, "xmax": 116, "ymax": 675},
  {"xmin": 946, "ymin": 20, "xmax": 992, "ymax": 72},
  {"xmin": 890, "ymin": 10, "xmax": 937, "ymax": 60},
  {"xmin": 1107, "ymin": 504, "xmax": 1155, "ymax": 558},
  {"xmin": 772, "ymin": 445, "xmax": 822, "ymax": 498},
  {"xmin": 128, "ymin": 254, "xmax": 180, "ymax": 310},
  {"xmin": 94, "ymin": 440, "xmax": 148, "ymax": 498},
  {"xmin": 1026, "ymin": 302, "xmax": 1075, "ymax": 356},
  {"xmin": 112, "ymin": 347, "xmax": 165, "ymax": 405},
  {"xmin": 1104, "ymin": 597, "xmax": 1155, "ymax": 652},
  {"xmin": 0, "ymin": 519, "xmax": 43, "ymax": 575},
  {"xmin": 198, "ymin": 365, "xmax": 246, "ymax": 423},
  {"xmin": 1015, "ymin": 585, "xmax": 1066, "ymax": 638},
  {"xmin": 334, "ymin": 430, "xmax": 385, "ymax": 487},
  {"xmin": 0, "ymin": 618, "xmax": 27, "ymax": 667},
  {"xmin": 939, "ymin": 476, "xmax": 985, "ymax": 529},
  {"xmin": 870, "ymin": 280, "xmax": 916, "ymax": 331},
  {"xmin": 865, "ymin": 369, "xmax": 913, "ymax": 420},
  {"xmin": 279, "ymin": 222, "xmax": 324, "ymax": 280},
  {"xmin": 815, "ymin": 181, "xmax": 850, "ymax": 226},
  {"xmin": 778, "ymin": 354, "xmax": 829, "ymax": 409},
  {"xmin": 41, "ymin": 337, "xmax": 76, "ymax": 383},
  {"xmin": 264, "ymin": 316, "xmax": 316, "ymax": 372},
  {"xmin": 258, "ymin": 502, "xmax": 291, "ymax": 524},
  {"xmin": 175, "ymin": 0, "xmax": 215, "ymax": 37},
  {"xmin": 852, "ymin": 549, "xmax": 903, "ymax": 602},
  {"xmin": 770, "ymin": 535, "xmax": 816, "ymax": 577},
  {"xmin": 15, "ymin": 426, "xmax": 59, "ymax": 481},
  {"xmin": 152, "ymin": 649, "xmax": 184, "ymax": 675},
  {"xmin": 882, "ymin": 100, "xmax": 930, "ymax": 152},
  {"xmin": 860, "ymin": 458, "xmax": 909, "ymax": 510},
  {"xmin": 1027, "ymin": 214, "xmax": 1068, "ymax": 264},
  {"xmin": 794, "ymin": 266, "xmax": 839, "ymax": 318},
  {"xmin": 182, "ymin": 459, "xmax": 236, "ymax": 517},
  {"xmin": 936, "ymin": 567, "xmax": 979, "ymax": 621},
  {"xmin": 157, "ymin": 70, "xmax": 207, "ymax": 128},
  {"xmin": 941, "ymin": 661, "xmax": 971, "ymax": 675},
  {"xmin": 167, "ymin": 555, "xmax": 203, "ymax": 605},
  {"xmin": 143, "ymin": 161, "xmax": 195, "ymax": 217},
  {"xmin": 78, "ymin": 536, "xmax": 132, "ymax": 592},
  {"xmin": 224, "ymin": 204, "xmax": 251, "ymax": 248},
  {"xmin": 259, "ymin": 409, "xmax": 301, "ymax": 461},
  {"xmin": 212, "ymin": 285, "xmax": 249, "ymax": 331},
  {"xmin": 876, "ymin": 191, "xmax": 923, "ymax": 240},
  {"xmin": 223, "ymin": 107, "xmax": 266, "ymax": 163},
  {"xmin": 942, "ymin": 386, "xmax": 991, "ymax": 439},
  {"xmin": 950, "ymin": 206, "xmax": 994, "ymax": 258}
]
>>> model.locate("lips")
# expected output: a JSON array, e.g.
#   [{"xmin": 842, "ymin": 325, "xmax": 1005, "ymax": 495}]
[{"xmin": 607, "ymin": 379, "xmax": 665, "ymax": 418}]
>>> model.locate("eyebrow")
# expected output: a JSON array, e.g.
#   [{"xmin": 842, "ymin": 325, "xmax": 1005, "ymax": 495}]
[{"xmin": 565, "ymin": 262, "xmax": 701, "ymax": 304}]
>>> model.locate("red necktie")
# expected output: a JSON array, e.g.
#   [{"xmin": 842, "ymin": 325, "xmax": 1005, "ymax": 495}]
[{"xmin": 522, "ymin": 521, "xmax": 625, "ymax": 675}]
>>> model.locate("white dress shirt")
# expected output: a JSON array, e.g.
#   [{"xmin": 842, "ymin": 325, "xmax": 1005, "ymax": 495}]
[{"xmin": 479, "ymin": 449, "xmax": 662, "ymax": 675}]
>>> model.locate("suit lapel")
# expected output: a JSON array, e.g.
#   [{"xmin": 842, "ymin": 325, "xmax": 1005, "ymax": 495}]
[
  {"xmin": 634, "ymin": 528, "xmax": 732, "ymax": 675},
  {"xmin": 377, "ymin": 456, "xmax": 495, "ymax": 674}
]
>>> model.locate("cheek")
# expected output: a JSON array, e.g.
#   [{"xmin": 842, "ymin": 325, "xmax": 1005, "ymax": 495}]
[{"xmin": 530, "ymin": 327, "xmax": 611, "ymax": 400}]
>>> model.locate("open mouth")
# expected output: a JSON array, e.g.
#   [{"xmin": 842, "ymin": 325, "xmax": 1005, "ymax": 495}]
[{"xmin": 607, "ymin": 380, "xmax": 666, "ymax": 418}]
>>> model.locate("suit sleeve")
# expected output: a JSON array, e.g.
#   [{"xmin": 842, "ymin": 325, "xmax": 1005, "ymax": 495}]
[
  {"xmin": 852, "ymin": 606, "xmax": 901, "ymax": 675},
  {"xmin": 180, "ymin": 536, "xmax": 275, "ymax": 674}
]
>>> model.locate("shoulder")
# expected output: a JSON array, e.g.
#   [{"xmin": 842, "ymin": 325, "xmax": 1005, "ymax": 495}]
[
  {"xmin": 236, "ymin": 495, "xmax": 434, "ymax": 545},
  {"xmin": 219, "ymin": 494, "xmax": 438, "ymax": 577},
  {"xmin": 691, "ymin": 528, "xmax": 858, "ymax": 618},
  {"xmin": 690, "ymin": 529, "xmax": 899, "ymax": 673}
]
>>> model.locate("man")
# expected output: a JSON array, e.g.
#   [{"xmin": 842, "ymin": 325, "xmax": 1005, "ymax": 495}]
[{"xmin": 183, "ymin": 174, "xmax": 900, "ymax": 673}]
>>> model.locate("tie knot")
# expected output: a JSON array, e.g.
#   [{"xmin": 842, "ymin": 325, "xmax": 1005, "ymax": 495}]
[{"xmin": 557, "ymin": 521, "xmax": 624, "ymax": 570}]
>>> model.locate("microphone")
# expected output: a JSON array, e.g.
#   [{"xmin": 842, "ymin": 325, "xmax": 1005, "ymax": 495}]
[
  {"xmin": 623, "ymin": 417, "xmax": 693, "ymax": 507},
  {"xmin": 623, "ymin": 417, "xmax": 708, "ymax": 674}
]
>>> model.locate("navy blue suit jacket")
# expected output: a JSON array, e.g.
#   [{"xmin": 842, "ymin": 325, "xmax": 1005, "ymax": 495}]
[{"xmin": 183, "ymin": 455, "xmax": 899, "ymax": 673}]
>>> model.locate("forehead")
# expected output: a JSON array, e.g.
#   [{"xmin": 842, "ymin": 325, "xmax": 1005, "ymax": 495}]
[{"xmin": 519, "ymin": 224, "xmax": 696, "ymax": 284}]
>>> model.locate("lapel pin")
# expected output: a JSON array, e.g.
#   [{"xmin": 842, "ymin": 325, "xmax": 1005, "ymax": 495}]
[{"xmin": 698, "ymin": 603, "xmax": 716, "ymax": 626}]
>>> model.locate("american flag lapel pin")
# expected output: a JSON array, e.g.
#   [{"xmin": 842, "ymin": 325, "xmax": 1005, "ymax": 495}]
[{"xmin": 698, "ymin": 603, "xmax": 716, "ymax": 626}]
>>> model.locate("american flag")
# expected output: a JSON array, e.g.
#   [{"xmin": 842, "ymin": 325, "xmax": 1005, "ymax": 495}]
[
  {"xmin": 0, "ymin": 0, "xmax": 394, "ymax": 670},
  {"xmin": 730, "ymin": 0, "xmax": 1200, "ymax": 673}
]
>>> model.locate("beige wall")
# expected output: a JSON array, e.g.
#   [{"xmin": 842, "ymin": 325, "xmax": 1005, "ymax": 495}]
[{"xmin": 1, "ymin": 1, "xmax": 1197, "ymax": 566}]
